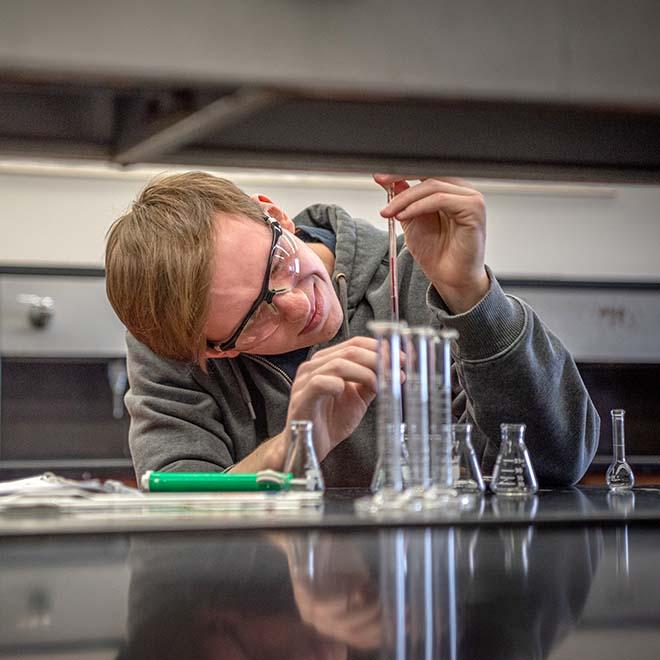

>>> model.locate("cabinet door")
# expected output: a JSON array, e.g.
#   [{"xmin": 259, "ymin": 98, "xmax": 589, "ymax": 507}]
[
  {"xmin": 0, "ymin": 275, "xmax": 126, "ymax": 357},
  {"xmin": 503, "ymin": 286, "xmax": 660, "ymax": 363}
]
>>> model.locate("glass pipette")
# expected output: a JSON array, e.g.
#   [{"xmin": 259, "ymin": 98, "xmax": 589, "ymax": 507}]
[{"xmin": 387, "ymin": 184, "xmax": 400, "ymax": 322}]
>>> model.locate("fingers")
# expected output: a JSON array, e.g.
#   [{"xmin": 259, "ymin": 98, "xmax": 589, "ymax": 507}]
[
  {"xmin": 299, "ymin": 346, "xmax": 378, "ymax": 378},
  {"xmin": 295, "ymin": 373, "xmax": 347, "ymax": 399},
  {"xmin": 289, "ymin": 337, "xmax": 408, "ymax": 420},
  {"xmin": 394, "ymin": 190, "xmax": 486, "ymax": 222},
  {"xmin": 381, "ymin": 178, "xmax": 481, "ymax": 219},
  {"xmin": 374, "ymin": 172, "xmax": 473, "ymax": 186},
  {"xmin": 296, "ymin": 359, "xmax": 378, "ymax": 397},
  {"xmin": 296, "ymin": 337, "xmax": 405, "ymax": 389},
  {"xmin": 310, "ymin": 336, "xmax": 404, "ymax": 364},
  {"xmin": 308, "ymin": 335, "xmax": 378, "ymax": 363},
  {"xmin": 373, "ymin": 174, "xmax": 411, "ymax": 197}
]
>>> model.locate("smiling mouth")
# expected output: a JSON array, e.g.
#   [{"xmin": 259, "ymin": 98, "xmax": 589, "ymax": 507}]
[{"xmin": 299, "ymin": 281, "xmax": 323, "ymax": 335}]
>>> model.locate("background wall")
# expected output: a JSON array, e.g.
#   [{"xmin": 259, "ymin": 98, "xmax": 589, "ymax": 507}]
[{"xmin": 1, "ymin": 160, "xmax": 660, "ymax": 280}]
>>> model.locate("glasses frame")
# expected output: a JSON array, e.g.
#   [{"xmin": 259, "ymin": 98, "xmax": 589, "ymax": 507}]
[{"xmin": 208, "ymin": 215, "xmax": 288, "ymax": 353}]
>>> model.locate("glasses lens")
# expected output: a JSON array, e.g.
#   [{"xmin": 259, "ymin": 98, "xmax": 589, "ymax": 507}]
[
  {"xmin": 269, "ymin": 230, "xmax": 300, "ymax": 291},
  {"xmin": 234, "ymin": 301, "xmax": 280, "ymax": 350},
  {"xmin": 227, "ymin": 228, "xmax": 300, "ymax": 351}
]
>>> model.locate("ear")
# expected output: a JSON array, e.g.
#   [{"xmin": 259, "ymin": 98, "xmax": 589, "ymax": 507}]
[
  {"xmin": 205, "ymin": 345, "xmax": 240, "ymax": 360},
  {"xmin": 251, "ymin": 194, "xmax": 295, "ymax": 233}
]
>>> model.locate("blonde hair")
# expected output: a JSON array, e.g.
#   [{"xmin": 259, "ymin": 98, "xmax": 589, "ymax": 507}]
[{"xmin": 105, "ymin": 171, "xmax": 263, "ymax": 364}]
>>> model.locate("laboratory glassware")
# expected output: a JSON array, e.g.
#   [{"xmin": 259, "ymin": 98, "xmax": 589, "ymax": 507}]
[
  {"xmin": 606, "ymin": 409, "xmax": 635, "ymax": 491},
  {"xmin": 452, "ymin": 424, "xmax": 485, "ymax": 493},
  {"xmin": 283, "ymin": 420, "xmax": 325, "ymax": 492},
  {"xmin": 362, "ymin": 320, "xmax": 406, "ymax": 511},
  {"xmin": 369, "ymin": 182, "xmax": 408, "ymax": 492},
  {"xmin": 371, "ymin": 423, "xmax": 410, "ymax": 492},
  {"xmin": 379, "ymin": 530, "xmax": 406, "ymax": 660},
  {"xmin": 490, "ymin": 423, "xmax": 538, "ymax": 496},
  {"xmin": 387, "ymin": 183, "xmax": 399, "ymax": 322},
  {"xmin": 400, "ymin": 326, "xmax": 434, "ymax": 509},
  {"xmin": 425, "ymin": 328, "xmax": 459, "ymax": 504}
]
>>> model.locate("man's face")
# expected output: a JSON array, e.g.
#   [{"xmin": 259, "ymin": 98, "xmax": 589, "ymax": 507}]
[{"xmin": 204, "ymin": 212, "xmax": 344, "ymax": 357}]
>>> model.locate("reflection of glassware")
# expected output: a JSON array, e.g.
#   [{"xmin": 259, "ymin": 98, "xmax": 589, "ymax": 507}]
[
  {"xmin": 287, "ymin": 530, "xmax": 321, "ymax": 582},
  {"xmin": 451, "ymin": 424, "xmax": 485, "ymax": 493},
  {"xmin": 615, "ymin": 526, "xmax": 631, "ymax": 581},
  {"xmin": 283, "ymin": 420, "xmax": 325, "ymax": 492},
  {"xmin": 491, "ymin": 494, "xmax": 539, "ymax": 520},
  {"xmin": 379, "ymin": 528, "xmax": 458, "ymax": 660},
  {"xmin": 379, "ymin": 530, "xmax": 406, "ymax": 660},
  {"xmin": 606, "ymin": 490, "xmax": 635, "ymax": 582},
  {"xmin": 456, "ymin": 527, "xmax": 481, "ymax": 579},
  {"xmin": 363, "ymin": 321, "xmax": 406, "ymax": 511},
  {"xmin": 499, "ymin": 526, "xmax": 535, "ymax": 580},
  {"xmin": 607, "ymin": 489, "xmax": 636, "ymax": 517},
  {"xmin": 606, "ymin": 409, "xmax": 635, "ymax": 491},
  {"xmin": 491, "ymin": 423, "xmax": 538, "ymax": 497},
  {"xmin": 404, "ymin": 529, "xmax": 433, "ymax": 660},
  {"xmin": 400, "ymin": 327, "xmax": 434, "ymax": 509},
  {"xmin": 430, "ymin": 528, "xmax": 458, "ymax": 660}
]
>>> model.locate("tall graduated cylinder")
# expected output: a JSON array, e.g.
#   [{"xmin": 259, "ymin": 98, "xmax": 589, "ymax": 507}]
[
  {"xmin": 368, "ymin": 321, "xmax": 405, "ymax": 504},
  {"xmin": 428, "ymin": 329, "xmax": 459, "ymax": 497},
  {"xmin": 401, "ymin": 327, "xmax": 435, "ymax": 505}
]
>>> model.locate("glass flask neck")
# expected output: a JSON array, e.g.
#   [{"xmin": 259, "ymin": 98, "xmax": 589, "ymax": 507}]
[
  {"xmin": 611, "ymin": 409, "xmax": 626, "ymax": 462},
  {"xmin": 501, "ymin": 423, "xmax": 526, "ymax": 447},
  {"xmin": 289, "ymin": 420, "xmax": 313, "ymax": 445},
  {"xmin": 285, "ymin": 420, "xmax": 324, "ymax": 491}
]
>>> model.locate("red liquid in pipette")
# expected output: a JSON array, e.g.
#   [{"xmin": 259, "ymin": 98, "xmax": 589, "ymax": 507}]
[{"xmin": 387, "ymin": 185, "xmax": 399, "ymax": 322}]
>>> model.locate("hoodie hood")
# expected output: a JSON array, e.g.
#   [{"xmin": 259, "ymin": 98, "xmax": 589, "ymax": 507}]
[{"xmin": 293, "ymin": 203, "xmax": 394, "ymax": 319}]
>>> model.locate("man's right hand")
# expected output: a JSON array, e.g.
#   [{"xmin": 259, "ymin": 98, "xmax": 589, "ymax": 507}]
[{"xmin": 286, "ymin": 336, "xmax": 383, "ymax": 463}]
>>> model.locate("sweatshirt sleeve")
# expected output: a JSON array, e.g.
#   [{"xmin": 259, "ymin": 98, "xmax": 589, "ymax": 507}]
[
  {"xmin": 124, "ymin": 333, "xmax": 234, "ymax": 481},
  {"xmin": 426, "ymin": 268, "xmax": 600, "ymax": 486}
]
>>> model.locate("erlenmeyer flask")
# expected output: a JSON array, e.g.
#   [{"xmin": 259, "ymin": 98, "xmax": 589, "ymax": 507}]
[
  {"xmin": 452, "ymin": 424, "xmax": 485, "ymax": 493},
  {"xmin": 490, "ymin": 423, "xmax": 538, "ymax": 496},
  {"xmin": 283, "ymin": 420, "xmax": 325, "ymax": 492}
]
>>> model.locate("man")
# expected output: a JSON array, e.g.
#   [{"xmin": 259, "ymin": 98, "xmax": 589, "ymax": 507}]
[{"xmin": 105, "ymin": 172, "xmax": 599, "ymax": 487}]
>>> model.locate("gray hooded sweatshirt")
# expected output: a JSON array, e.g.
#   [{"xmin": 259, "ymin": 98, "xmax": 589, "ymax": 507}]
[{"xmin": 125, "ymin": 204, "xmax": 600, "ymax": 487}]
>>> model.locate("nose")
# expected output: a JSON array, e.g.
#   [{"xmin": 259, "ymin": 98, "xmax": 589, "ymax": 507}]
[{"xmin": 272, "ymin": 288, "xmax": 309, "ymax": 323}]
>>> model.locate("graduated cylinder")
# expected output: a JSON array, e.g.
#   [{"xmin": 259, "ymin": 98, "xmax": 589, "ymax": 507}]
[{"xmin": 368, "ymin": 320, "xmax": 405, "ymax": 501}]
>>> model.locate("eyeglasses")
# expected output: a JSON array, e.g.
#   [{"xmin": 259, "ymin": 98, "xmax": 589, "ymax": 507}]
[{"xmin": 208, "ymin": 216, "xmax": 301, "ymax": 352}]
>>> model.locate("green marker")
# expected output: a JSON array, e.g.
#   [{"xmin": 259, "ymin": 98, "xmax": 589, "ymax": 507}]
[{"xmin": 141, "ymin": 469, "xmax": 298, "ymax": 492}]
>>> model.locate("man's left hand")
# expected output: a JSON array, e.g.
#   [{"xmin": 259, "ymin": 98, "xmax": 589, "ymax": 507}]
[{"xmin": 374, "ymin": 174, "xmax": 490, "ymax": 314}]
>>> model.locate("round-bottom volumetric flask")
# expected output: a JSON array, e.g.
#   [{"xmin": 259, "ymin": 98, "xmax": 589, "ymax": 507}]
[
  {"xmin": 491, "ymin": 423, "xmax": 538, "ymax": 497},
  {"xmin": 606, "ymin": 409, "xmax": 634, "ymax": 491},
  {"xmin": 452, "ymin": 424, "xmax": 485, "ymax": 493}
]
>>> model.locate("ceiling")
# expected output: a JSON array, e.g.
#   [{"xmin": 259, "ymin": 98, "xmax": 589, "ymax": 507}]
[{"xmin": 2, "ymin": 0, "xmax": 660, "ymax": 182}]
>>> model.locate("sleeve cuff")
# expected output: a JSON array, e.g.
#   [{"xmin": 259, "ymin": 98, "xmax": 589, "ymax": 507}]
[{"xmin": 426, "ymin": 266, "xmax": 526, "ymax": 361}]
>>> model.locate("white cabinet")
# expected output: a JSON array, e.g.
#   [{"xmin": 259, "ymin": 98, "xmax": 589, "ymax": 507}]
[
  {"xmin": 0, "ymin": 274, "xmax": 126, "ymax": 357},
  {"xmin": 504, "ymin": 285, "xmax": 660, "ymax": 363}
]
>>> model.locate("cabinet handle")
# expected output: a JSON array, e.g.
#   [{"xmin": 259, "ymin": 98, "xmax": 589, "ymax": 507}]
[{"xmin": 16, "ymin": 294, "xmax": 55, "ymax": 329}]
